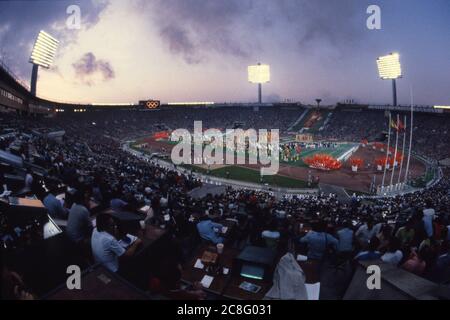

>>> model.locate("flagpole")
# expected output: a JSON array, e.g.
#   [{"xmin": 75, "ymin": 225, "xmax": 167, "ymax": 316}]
[
  {"xmin": 404, "ymin": 87, "xmax": 414, "ymax": 184},
  {"xmin": 397, "ymin": 114, "xmax": 407, "ymax": 184},
  {"xmin": 390, "ymin": 114, "xmax": 400, "ymax": 186},
  {"xmin": 381, "ymin": 111, "xmax": 392, "ymax": 189}
]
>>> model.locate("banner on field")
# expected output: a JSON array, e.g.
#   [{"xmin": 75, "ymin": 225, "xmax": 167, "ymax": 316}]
[{"xmin": 295, "ymin": 134, "xmax": 314, "ymax": 143}]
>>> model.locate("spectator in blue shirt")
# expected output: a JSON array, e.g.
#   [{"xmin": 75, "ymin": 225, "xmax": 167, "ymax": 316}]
[
  {"xmin": 196, "ymin": 216, "xmax": 224, "ymax": 244},
  {"xmin": 91, "ymin": 214, "xmax": 142, "ymax": 272},
  {"xmin": 43, "ymin": 186, "xmax": 68, "ymax": 219},
  {"xmin": 354, "ymin": 237, "xmax": 382, "ymax": 261},
  {"xmin": 66, "ymin": 190, "xmax": 92, "ymax": 244},
  {"xmin": 299, "ymin": 221, "xmax": 338, "ymax": 260},
  {"xmin": 337, "ymin": 220, "xmax": 354, "ymax": 254}
]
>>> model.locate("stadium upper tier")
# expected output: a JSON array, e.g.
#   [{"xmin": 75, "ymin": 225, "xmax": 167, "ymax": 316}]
[{"xmin": 2, "ymin": 60, "xmax": 450, "ymax": 161}]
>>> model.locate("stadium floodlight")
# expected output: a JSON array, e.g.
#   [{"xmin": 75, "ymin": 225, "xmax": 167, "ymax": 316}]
[
  {"xmin": 248, "ymin": 63, "xmax": 270, "ymax": 104},
  {"xmin": 434, "ymin": 105, "xmax": 450, "ymax": 110},
  {"xmin": 377, "ymin": 53, "xmax": 402, "ymax": 106},
  {"xmin": 168, "ymin": 102, "xmax": 215, "ymax": 106},
  {"xmin": 29, "ymin": 30, "xmax": 59, "ymax": 96}
]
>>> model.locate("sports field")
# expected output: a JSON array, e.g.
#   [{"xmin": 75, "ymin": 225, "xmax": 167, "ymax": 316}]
[
  {"xmin": 181, "ymin": 164, "xmax": 313, "ymax": 189},
  {"xmin": 131, "ymin": 136, "xmax": 426, "ymax": 192},
  {"xmin": 131, "ymin": 138, "xmax": 356, "ymax": 189}
]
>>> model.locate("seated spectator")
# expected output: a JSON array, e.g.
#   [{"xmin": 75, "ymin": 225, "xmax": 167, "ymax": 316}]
[
  {"xmin": 24, "ymin": 168, "xmax": 33, "ymax": 189},
  {"xmin": 66, "ymin": 189, "xmax": 93, "ymax": 244},
  {"xmin": 196, "ymin": 215, "xmax": 224, "ymax": 244},
  {"xmin": 376, "ymin": 224, "xmax": 392, "ymax": 252},
  {"xmin": 91, "ymin": 214, "xmax": 142, "ymax": 272},
  {"xmin": 381, "ymin": 238, "xmax": 403, "ymax": 266},
  {"xmin": 401, "ymin": 247, "xmax": 428, "ymax": 276},
  {"xmin": 435, "ymin": 241, "xmax": 450, "ymax": 271},
  {"xmin": 419, "ymin": 237, "xmax": 432, "ymax": 252},
  {"xmin": 395, "ymin": 219, "xmax": 415, "ymax": 248},
  {"xmin": 261, "ymin": 220, "xmax": 280, "ymax": 248},
  {"xmin": 299, "ymin": 221, "xmax": 338, "ymax": 260},
  {"xmin": 354, "ymin": 237, "xmax": 382, "ymax": 261},
  {"xmin": 42, "ymin": 184, "xmax": 68, "ymax": 219},
  {"xmin": 110, "ymin": 197, "xmax": 129, "ymax": 212}
]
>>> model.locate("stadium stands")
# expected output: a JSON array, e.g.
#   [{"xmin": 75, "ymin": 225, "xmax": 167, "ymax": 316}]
[{"xmin": 1, "ymin": 105, "xmax": 449, "ymax": 300}]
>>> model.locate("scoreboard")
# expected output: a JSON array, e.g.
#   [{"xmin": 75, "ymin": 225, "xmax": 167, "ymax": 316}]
[{"xmin": 139, "ymin": 100, "xmax": 160, "ymax": 109}]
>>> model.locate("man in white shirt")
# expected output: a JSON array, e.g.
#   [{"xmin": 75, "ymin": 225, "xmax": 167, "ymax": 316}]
[
  {"xmin": 422, "ymin": 200, "xmax": 435, "ymax": 238},
  {"xmin": 91, "ymin": 214, "xmax": 142, "ymax": 272},
  {"xmin": 355, "ymin": 219, "xmax": 382, "ymax": 248}
]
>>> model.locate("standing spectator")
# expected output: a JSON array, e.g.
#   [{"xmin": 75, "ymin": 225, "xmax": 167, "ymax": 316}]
[
  {"xmin": 336, "ymin": 220, "xmax": 354, "ymax": 258},
  {"xmin": 355, "ymin": 218, "xmax": 382, "ymax": 248},
  {"xmin": 422, "ymin": 200, "xmax": 435, "ymax": 238},
  {"xmin": 299, "ymin": 221, "xmax": 338, "ymax": 260}
]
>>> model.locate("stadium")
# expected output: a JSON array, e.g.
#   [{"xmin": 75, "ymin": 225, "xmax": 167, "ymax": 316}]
[{"xmin": 1, "ymin": 0, "xmax": 449, "ymax": 303}]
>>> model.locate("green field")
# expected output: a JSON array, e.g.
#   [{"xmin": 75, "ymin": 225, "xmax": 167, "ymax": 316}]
[{"xmin": 183, "ymin": 165, "xmax": 314, "ymax": 189}]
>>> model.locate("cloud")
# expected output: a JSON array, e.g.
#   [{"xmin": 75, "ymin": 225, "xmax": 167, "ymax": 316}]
[
  {"xmin": 149, "ymin": 0, "xmax": 367, "ymax": 64},
  {"xmin": 150, "ymin": 0, "xmax": 254, "ymax": 64},
  {"xmin": 159, "ymin": 25, "xmax": 200, "ymax": 64},
  {"xmin": 275, "ymin": 0, "xmax": 365, "ymax": 50},
  {"xmin": 72, "ymin": 52, "xmax": 115, "ymax": 85}
]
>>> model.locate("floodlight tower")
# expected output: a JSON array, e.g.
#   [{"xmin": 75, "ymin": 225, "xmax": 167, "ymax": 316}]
[
  {"xmin": 376, "ymin": 53, "xmax": 402, "ymax": 106},
  {"xmin": 29, "ymin": 31, "xmax": 59, "ymax": 96},
  {"xmin": 248, "ymin": 63, "xmax": 270, "ymax": 104}
]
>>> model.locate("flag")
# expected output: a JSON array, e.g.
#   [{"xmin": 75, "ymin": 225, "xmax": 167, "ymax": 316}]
[
  {"xmin": 390, "ymin": 117, "xmax": 405, "ymax": 132},
  {"xmin": 390, "ymin": 119, "xmax": 398, "ymax": 131}
]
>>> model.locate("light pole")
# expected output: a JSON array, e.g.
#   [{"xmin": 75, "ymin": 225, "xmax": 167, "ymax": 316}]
[
  {"xmin": 315, "ymin": 99, "xmax": 322, "ymax": 109},
  {"xmin": 248, "ymin": 63, "xmax": 270, "ymax": 104},
  {"xmin": 377, "ymin": 53, "xmax": 402, "ymax": 106},
  {"xmin": 29, "ymin": 30, "xmax": 59, "ymax": 96}
]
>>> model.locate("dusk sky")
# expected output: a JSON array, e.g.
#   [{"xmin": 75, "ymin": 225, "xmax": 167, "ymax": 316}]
[{"xmin": 0, "ymin": 0, "xmax": 449, "ymax": 105}]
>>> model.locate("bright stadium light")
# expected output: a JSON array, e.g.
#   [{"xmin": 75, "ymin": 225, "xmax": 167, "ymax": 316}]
[
  {"xmin": 377, "ymin": 53, "xmax": 402, "ymax": 106},
  {"xmin": 377, "ymin": 53, "xmax": 402, "ymax": 80},
  {"xmin": 29, "ymin": 30, "xmax": 59, "ymax": 96},
  {"xmin": 168, "ymin": 102, "xmax": 215, "ymax": 106},
  {"xmin": 248, "ymin": 64, "xmax": 270, "ymax": 84},
  {"xmin": 248, "ymin": 63, "xmax": 270, "ymax": 104},
  {"xmin": 434, "ymin": 105, "xmax": 450, "ymax": 110}
]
